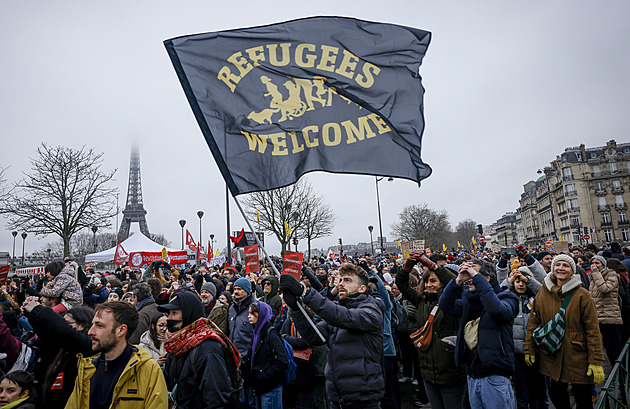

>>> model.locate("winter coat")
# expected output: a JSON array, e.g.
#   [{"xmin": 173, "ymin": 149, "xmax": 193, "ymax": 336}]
[
  {"xmin": 260, "ymin": 275, "xmax": 282, "ymax": 316},
  {"xmin": 228, "ymin": 294, "xmax": 255, "ymax": 356},
  {"xmin": 39, "ymin": 269, "xmax": 82, "ymax": 308},
  {"xmin": 290, "ymin": 288, "xmax": 385, "ymax": 405},
  {"xmin": 65, "ymin": 345, "xmax": 168, "ymax": 409},
  {"xmin": 439, "ymin": 274, "xmax": 519, "ymax": 378},
  {"xmin": 396, "ymin": 266, "xmax": 466, "ymax": 386},
  {"xmin": 129, "ymin": 297, "xmax": 159, "ymax": 344},
  {"xmin": 208, "ymin": 299, "xmax": 229, "ymax": 335},
  {"xmin": 503, "ymin": 269, "xmax": 541, "ymax": 355},
  {"xmin": 525, "ymin": 273, "xmax": 604, "ymax": 384},
  {"xmin": 242, "ymin": 321, "xmax": 288, "ymax": 395},
  {"xmin": 589, "ymin": 267, "xmax": 623, "ymax": 325},
  {"xmin": 27, "ymin": 305, "xmax": 94, "ymax": 409},
  {"xmin": 368, "ymin": 269, "xmax": 396, "ymax": 357},
  {"xmin": 497, "ymin": 257, "xmax": 547, "ymax": 290},
  {"xmin": 138, "ymin": 330, "xmax": 165, "ymax": 363}
]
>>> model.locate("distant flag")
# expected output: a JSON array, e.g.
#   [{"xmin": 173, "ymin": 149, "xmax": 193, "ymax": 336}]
[
  {"xmin": 472, "ymin": 236, "xmax": 476, "ymax": 245},
  {"xmin": 186, "ymin": 230, "xmax": 197, "ymax": 252},
  {"xmin": 559, "ymin": 235, "xmax": 563, "ymax": 241},
  {"xmin": 397, "ymin": 240, "xmax": 401, "ymax": 247},
  {"xmin": 256, "ymin": 209, "xmax": 261, "ymax": 224},
  {"xmin": 164, "ymin": 17, "xmax": 432, "ymax": 196},
  {"xmin": 0, "ymin": 265, "xmax": 10, "ymax": 286},
  {"xmin": 113, "ymin": 242, "xmax": 129, "ymax": 265},
  {"xmin": 327, "ymin": 248, "xmax": 335, "ymax": 261},
  {"xmin": 207, "ymin": 240, "xmax": 213, "ymax": 260},
  {"xmin": 215, "ymin": 249, "xmax": 219, "ymax": 257},
  {"xmin": 229, "ymin": 228, "xmax": 245, "ymax": 244},
  {"xmin": 284, "ymin": 221, "xmax": 292, "ymax": 238},
  {"xmin": 197, "ymin": 243, "xmax": 207, "ymax": 261},
  {"xmin": 457, "ymin": 241, "xmax": 462, "ymax": 248},
  {"xmin": 425, "ymin": 248, "xmax": 432, "ymax": 257},
  {"xmin": 442, "ymin": 243, "xmax": 447, "ymax": 252}
]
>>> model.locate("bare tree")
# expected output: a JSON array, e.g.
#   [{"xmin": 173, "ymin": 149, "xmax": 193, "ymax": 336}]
[
  {"xmin": 149, "ymin": 233, "xmax": 171, "ymax": 248},
  {"xmin": 455, "ymin": 218, "xmax": 478, "ymax": 249},
  {"xmin": 391, "ymin": 204, "xmax": 452, "ymax": 250},
  {"xmin": 244, "ymin": 179, "xmax": 334, "ymax": 255},
  {"xmin": 1, "ymin": 144, "xmax": 118, "ymax": 257}
]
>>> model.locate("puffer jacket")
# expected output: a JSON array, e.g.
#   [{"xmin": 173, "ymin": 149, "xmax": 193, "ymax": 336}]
[
  {"xmin": 65, "ymin": 345, "xmax": 167, "ymax": 409},
  {"xmin": 39, "ymin": 267, "xmax": 82, "ymax": 308},
  {"xmin": 396, "ymin": 266, "xmax": 466, "ymax": 386},
  {"xmin": 440, "ymin": 274, "xmax": 519, "ymax": 378},
  {"xmin": 290, "ymin": 288, "xmax": 384, "ymax": 405},
  {"xmin": 525, "ymin": 273, "xmax": 604, "ymax": 384},
  {"xmin": 504, "ymin": 268, "xmax": 541, "ymax": 355},
  {"xmin": 138, "ymin": 330, "xmax": 165, "ymax": 363},
  {"xmin": 260, "ymin": 275, "xmax": 282, "ymax": 316},
  {"xmin": 228, "ymin": 294, "xmax": 254, "ymax": 356},
  {"xmin": 589, "ymin": 267, "xmax": 623, "ymax": 325}
]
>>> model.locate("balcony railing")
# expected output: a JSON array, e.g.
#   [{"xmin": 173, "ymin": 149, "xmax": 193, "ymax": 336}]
[
  {"xmin": 565, "ymin": 190, "xmax": 578, "ymax": 197},
  {"xmin": 599, "ymin": 204, "xmax": 610, "ymax": 211},
  {"xmin": 595, "ymin": 188, "xmax": 607, "ymax": 196},
  {"xmin": 568, "ymin": 207, "xmax": 580, "ymax": 213},
  {"xmin": 613, "ymin": 187, "xmax": 625, "ymax": 194},
  {"xmin": 616, "ymin": 203, "xmax": 628, "ymax": 210},
  {"xmin": 602, "ymin": 221, "xmax": 613, "ymax": 226}
]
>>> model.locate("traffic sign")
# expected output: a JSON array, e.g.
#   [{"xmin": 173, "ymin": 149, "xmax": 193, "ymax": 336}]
[
  {"xmin": 584, "ymin": 234, "xmax": 590, "ymax": 240},
  {"xmin": 545, "ymin": 239, "xmax": 553, "ymax": 248},
  {"xmin": 478, "ymin": 235, "xmax": 486, "ymax": 242}
]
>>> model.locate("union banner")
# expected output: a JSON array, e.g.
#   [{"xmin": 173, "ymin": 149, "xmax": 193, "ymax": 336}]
[{"xmin": 165, "ymin": 16, "xmax": 432, "ymax": 195}]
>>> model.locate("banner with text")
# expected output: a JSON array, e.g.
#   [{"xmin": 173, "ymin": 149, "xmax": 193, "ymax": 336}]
[
  {"xmin": 282, "ymin": 251, "xmax": 303, "ymax": 280},
  {"xmin": 129, "ymin": 251, "xmax": 188, "ymax": 269},
  {"xmin": 0, "ymin": 265, "xmax": 10, "ymax": 286},
  {"xmin": 244, "ymin": 245, "xmax": 259, "ymax": 273}
]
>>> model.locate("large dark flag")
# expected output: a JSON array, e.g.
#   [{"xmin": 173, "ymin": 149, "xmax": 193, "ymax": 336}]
[{"xmin": 165, "ymin": 16, "xmax": 432, "ymax": 195}]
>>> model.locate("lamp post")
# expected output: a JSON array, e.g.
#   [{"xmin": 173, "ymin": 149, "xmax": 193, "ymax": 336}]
[
  {"xmin": 209, "ymin": 234, "xmax": 215, "ymax": 254},
  {"xmin": 11, "ymin": 231, "xmax": 17, "ymax": 265},
  {"xmin": 368, "ymin": 225, "xmax": 374, "ymax": 256},
  {"xmin": 197, "ymin": 211, "xmax": 204, "ymax": 249},
  {"xmin": 375, "ymin": 176, "xmax": 393, "ymax": 254},
  {"xmin": 92, "ymin": 226, "xmax": 98, "ymax": 252},
  {"xmin": 179, "ymin": 219, "xmax": 186, "ymax": 250},
  {"xmin": 21, "ymin": 232, "xmax": 27, "ymax": 266}
]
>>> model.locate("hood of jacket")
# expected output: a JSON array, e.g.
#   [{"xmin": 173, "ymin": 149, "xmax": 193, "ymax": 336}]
[
  {"xmin": 262, "ymin": 275, "xmax": 279, "ymax": 297},
  {"xmin": 544, "ymin": 271, "xmax": 582, "ymax": 294}
]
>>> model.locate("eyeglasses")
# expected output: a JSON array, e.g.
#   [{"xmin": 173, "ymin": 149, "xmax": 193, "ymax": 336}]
[{"xmin": 263, "ymin": 282, "xmax": 272, "ymax": 286}]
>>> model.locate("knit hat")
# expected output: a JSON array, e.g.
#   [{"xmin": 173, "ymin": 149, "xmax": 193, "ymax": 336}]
[
  {"xmin": 233, "ymin": 277, "xmax": 252, "ymax": 294},
  {"xmin": 590, "ymin": 255, "xmax": 607, "ymax": 268},
  {"xmin": 318, "ymin": 264, "xmax": 329, "ymax": 273},
  {"xmin": 551, "ymin": 254, "xmax": 576, "ymax": 275},
  {"xmin": 536, "ymin": 251, "xmax": 551, "ymax": 261},
  {"xmin": 201, "ymin": 282, "xmax": 217, "ymax": 298},
  {"xmin": 110, "ymin": 287, "xmax": 124, "ymax": 298}
]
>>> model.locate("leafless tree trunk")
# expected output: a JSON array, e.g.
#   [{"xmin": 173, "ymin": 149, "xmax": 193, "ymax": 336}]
[
  {"xmin": 391, "ymin": 204, "xmax": 452, "ymax": 251},
  {"xmin": 1, "ymin": 144, "xmax": 118, "ymax": 257}
]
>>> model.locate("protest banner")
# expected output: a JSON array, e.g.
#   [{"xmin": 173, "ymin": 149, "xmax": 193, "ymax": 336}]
[
  {"xmin": 244, "ymin": 244, "xmax": 259, "ymax": 273},
  {"xmin": 282, "ymin": 251, "xmax": 303, "ymax": 280},
  {"xmin": 0, "ymin": 265, "xmax": 10, "ymax": 286},
  {"xmin": 129, "ymin": 251, "xmax": 188, "ymax": 268},
  {"xmin": 113, "ymin": 242, "xmax": 129, "ymax": 265}
]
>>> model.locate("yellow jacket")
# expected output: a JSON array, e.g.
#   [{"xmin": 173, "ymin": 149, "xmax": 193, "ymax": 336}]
[{"xmin": 64, "ymin": 344, "xmax": 168, "ymax": 409}]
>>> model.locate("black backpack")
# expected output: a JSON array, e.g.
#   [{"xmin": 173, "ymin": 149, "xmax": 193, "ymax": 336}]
[{"xmin": 391, "ymin": 298, "xmax": 408, "ymax": 335}]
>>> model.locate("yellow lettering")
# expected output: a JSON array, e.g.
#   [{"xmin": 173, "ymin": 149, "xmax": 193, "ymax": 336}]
[
  {"xmin": 242, "ymin": 131, "xmax": 268, "ymax": 153},
  {"xmin": 335, "ymin": 50, "xmax": 359, "ymax": 79},
  {"xmin": 289, "ymin": 132, "xmax": 304, "ymax": 153},
  {"xmin": 322, "ymin": 123, "xmax": 342, "ymax": 146},
  {"xmin": 355, "ymin": 62, "xmax": 381, "ymax": 88},
  {"xmin": 367, "ymin": 114, "xmax": 391, "ymax": 134},
  {"xmin": 267, "ymin": 43, "xmax": 292, "ymax": 67},
  {"xmin": 217, "ymin": 66, "xmax": 240, "ymax": 92},
  {"xmin": 302, "ymin": 126, "xmax": 319, "ymax": 148},
  {"xmin": 341, "ymin": 115, "xmax": 376, "ymax": 144},
  {"xmin": 227, "ymin": 52, "xmax": 253, "ymax": 77},
  {"xmin": 316, "ymin": 45, "xmax": 339, "ymax": 72},
  {"xmin": 295, "ymin": 43, "xmax": 317, "ymax": 68},
  {"xmin": 266, "ymin": 132, "xmax": 289, "ymax": 155},
  {"xmin": 245, "ymin": 46, "xmax": 266, "ymax": 67}
]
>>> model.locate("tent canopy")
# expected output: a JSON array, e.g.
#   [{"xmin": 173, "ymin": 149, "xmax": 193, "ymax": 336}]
[{"xmin": 85, "ymin": 231, "xmax": 182, "ymax": 263}]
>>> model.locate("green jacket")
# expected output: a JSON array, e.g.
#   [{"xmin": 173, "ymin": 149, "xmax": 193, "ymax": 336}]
[{"xmin": 396, "ymin": 266, "xmax": 467, "ymax": 386}]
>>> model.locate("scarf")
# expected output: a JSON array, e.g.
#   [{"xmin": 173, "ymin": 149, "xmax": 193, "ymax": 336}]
[{"xmin": 165, "ymin": 318, "xmax": 240, "ymax": 369}]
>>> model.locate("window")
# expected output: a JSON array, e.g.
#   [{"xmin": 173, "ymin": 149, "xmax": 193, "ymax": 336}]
[
  {"xmin": 602, "ymin": 213, "xmax": 611, "ymax": 223},
  {"xmin": 591, "ymin": 152, "xmax": 597, "ymax": 159},
  {"xmin": 623, "ymin": 228, "xmax": 630, "ymax": 242},
  {"xmin": 572, "ymin": 232, "xmax": 581, "ymax": 242},
  {"xmin": 592, "ymin": 164, "xmax": 601, "ymax": 176},
  {"xmin": 565, "ymin": 183, "xmax": 576, "ymax": 196},
  {"xmin": 616, "ymin": 195, "xmax": 624, "ymax": 205},
  {"xmin": 599, "ymin": 196, "xmax": 607, "ymax": 208},
  {"xmin": 570, "ymin": 215, "xmax": 581, "ymax": 226},
  {"xmin": 562, "ymin": 167, "xmax": 573, "ymax": 180},
  {"xmin": 620, "ymin": 212, "xmax": 628, "ymax": 223},
  {"xmin": 576, "ymin": 153, "xmax": 582, "ymax": 161},
  {"xmin": 595, "ymin": 181, "xmax": 604, "ymax": 192},
  {"xmin": 568, "ymin": 198, "xmax": 578, "ymax": 210},
  {"xmin": 613, "ymin": 180, "xmax": 622, "ymax": 189},
  {"xmin": 604, "ymin": 229, "xmax": 613, "ymax": 242},
  {"xmin": 610, "ymin": 162, "xmax": 618, "ymax": 173}
]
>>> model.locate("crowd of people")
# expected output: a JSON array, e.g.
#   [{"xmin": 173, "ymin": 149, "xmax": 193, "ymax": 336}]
[{"xmin": 0, "ymin": 241, "xmax": 629, "ymax": 409}]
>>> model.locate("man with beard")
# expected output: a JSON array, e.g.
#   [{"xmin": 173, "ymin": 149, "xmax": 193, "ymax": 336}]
[
  {"xmin": 200, "ymin": 281, "xmax": 229, "ymax": 334},
  {"xmin": 64, "ymin": 301, "xmax": 167, "ymax": 409},
  {"xmin": 160, "ymin": 290, "xmax": 240, "ymax": 409}
]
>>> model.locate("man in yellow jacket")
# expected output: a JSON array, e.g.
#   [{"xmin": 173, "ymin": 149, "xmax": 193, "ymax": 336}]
[{"xmin": 64, "ymin": 301, "xmax": 168, "ymax": 409}]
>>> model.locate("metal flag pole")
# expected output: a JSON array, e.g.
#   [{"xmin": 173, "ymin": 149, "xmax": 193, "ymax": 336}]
[{"xmin": 232, "ymin": 195, "xmax": 326, "ymax": 343}]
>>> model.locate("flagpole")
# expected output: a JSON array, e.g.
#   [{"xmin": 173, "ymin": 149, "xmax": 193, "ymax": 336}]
[{"xmin": 232, "ymin": 195, "xmax": 326, "ymax": 343}]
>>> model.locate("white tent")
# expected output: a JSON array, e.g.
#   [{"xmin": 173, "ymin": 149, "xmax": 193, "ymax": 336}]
[{"xmin": 85, "ymin": 231, "xmax": 182, "ymax": 263}]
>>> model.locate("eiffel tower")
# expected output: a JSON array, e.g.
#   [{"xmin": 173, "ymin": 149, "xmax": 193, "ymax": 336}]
[{"xmin": 118, "ymin": 146, "xmax": 150, "ymax": 240}]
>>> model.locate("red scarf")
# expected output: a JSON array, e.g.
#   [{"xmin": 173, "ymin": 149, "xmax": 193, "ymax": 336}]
[{"xmin": 165, "ymin": 318, "xmax": 241, "ymax": 369}]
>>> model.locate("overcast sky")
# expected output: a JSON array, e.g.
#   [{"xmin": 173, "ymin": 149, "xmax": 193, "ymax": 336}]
[{"xmin": 2, "ymin": 1, "xmax": 629, "ymax": 258}]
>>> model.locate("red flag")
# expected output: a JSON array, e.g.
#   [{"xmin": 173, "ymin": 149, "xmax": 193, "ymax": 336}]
[
  {"xmin": 113, "ymin": 242, "xmax": 129, "ymax": 265},
  {"xmin": 186, "ymin": 230, "xmax": 197, "ymax": 252},
  {"xmin": 229, "ymin": 228, "xmax": 245, "ymax": 244},
  {"xmin": 197, "ymin": 243, "xmax": 207, "ymax": 261},
  {"xmin": 0, "ymin": 265, "xmax": 10, "ymax": 286},
  {"xmin": 207, "ymin": 241, "xmax": 213, "ymax": 260}
]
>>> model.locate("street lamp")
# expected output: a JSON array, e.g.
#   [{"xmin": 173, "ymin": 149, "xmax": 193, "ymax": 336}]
[
  {"xmin": 21, "ymin": 232, "xmax": 27, "ymax": 266},
  {"xmin": 368, "ymin": 225, "xmax": 374, "ymax": 256},
  {"xmin": 197, "ymin": 211, "xmax": 204, "ymax": 249},
  {"xmin": 179, "ymin": 219, "xmax": 186, "ymax": 250},
  {"xmin": 92, "ymin": 226, "xmax": 98, "ymax": 252},
  {"xmin": 375, "ymin": 176, "xmax": 393, "ymax": 254},
  {"xmin": 11, "ymin": 231, "xmax": 17, "ymax": 265}
]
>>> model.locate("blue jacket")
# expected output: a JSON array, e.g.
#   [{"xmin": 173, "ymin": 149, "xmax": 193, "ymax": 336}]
[
  {"xmin": 439, "ymin": 274, "xmax": 519, "ymax": 378},
  {"xmin": 367, "ymin": 269, "xmax": 396, "ymax": 357}
]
